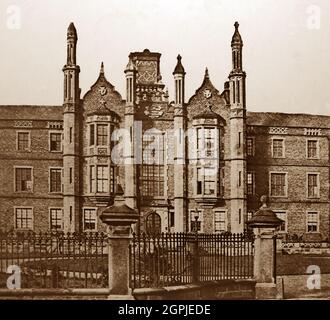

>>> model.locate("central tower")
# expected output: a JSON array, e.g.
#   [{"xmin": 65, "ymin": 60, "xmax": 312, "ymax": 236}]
[
  {"xmin": 229, "ymin": 22, "xmax": 247, "ymax": 233},
  {"xmin": 63, "ymin": 23, "xmax": 81, "ymax": 232}
]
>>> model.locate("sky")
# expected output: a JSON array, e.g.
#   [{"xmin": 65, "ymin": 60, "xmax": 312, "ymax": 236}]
[{"xmin": 1, "ymin": 0, "xmax": 330, "ymax": 115}]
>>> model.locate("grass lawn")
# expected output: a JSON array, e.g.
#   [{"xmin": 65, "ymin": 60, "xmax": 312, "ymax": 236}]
[{"xmin": 277, "ymin": 253, "xmax": 330, "ymax": 275}]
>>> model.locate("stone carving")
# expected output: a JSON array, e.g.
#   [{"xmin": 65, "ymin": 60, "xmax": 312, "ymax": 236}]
[
  {"xmin": 97, "ymin": 156, "xmax": 108, "ymax": 163},
  {"xmin": 98, "ymin": 148, "xmax": 108, "ymax": 155},
  {"xmin": 269, "ymin": 127, "xmax": 288, "ymax": 135},
  {"xmin": 47, "ymin": 122, "xmax": 63, "ymax": 129},
  {"xmin": 174, "ymin": 107, "xmax": 183, "ymax": 117},
  {"xmin": 14, "ymin": 121, "xmax": 33, "ymax": 128},
  {"xmin": 99, "ymin": 86, "xmax": 107, "ymax": 96},
  {"xmin": 203, "ymin": 89, "xmax": 212, "ymax": 99},
  {"xmin": 304, "ymin": 128, "xmax": 321, "ymax": 136},
  {"xmin": 144, "ymin": 105, "xmax": 164, "ymax": 118}
]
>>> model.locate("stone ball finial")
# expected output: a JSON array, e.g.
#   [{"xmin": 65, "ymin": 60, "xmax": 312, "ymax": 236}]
[{"xmin": 260, "ymin": 195, "xmax": 268, "ymax": 207}]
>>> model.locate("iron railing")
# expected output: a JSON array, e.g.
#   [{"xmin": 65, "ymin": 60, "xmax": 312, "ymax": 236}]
[
  {"xmin": 130, "ymin": 232, "xmax": 254, "ymax": 289},
  {"xmin": 0, "ymin": 231, "xmax": 108, "ymax": 289}
]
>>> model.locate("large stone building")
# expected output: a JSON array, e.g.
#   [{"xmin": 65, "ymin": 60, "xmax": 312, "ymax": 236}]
[{"xmin": 0, "ymin": 22, "xmax": 329, "ymax": 241}]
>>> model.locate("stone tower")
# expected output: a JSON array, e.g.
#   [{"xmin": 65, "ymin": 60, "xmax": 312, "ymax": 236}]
[
  {"xmin": 173, "ymin": 55, "xmax": 187, "ymax": 232},
  {"xmin": 229, "ymin": 22, "xmax": 247, "ymax": 233},
  {"xmin": 62, "ymin": 23, "xmax": 81, "ymax": 232},
  {"xmin": 124, "ymin": 57, "xmax": 138, "ymax": 210}
]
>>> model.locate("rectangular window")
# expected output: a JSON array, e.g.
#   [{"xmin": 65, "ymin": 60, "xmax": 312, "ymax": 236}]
[
  {"xmin": 246, "ymin": 211, "xmax": 254, "ymax": 226},
  {"xmin": 141, "ymin": 133, "xmax": 165, "ymax": 197},
  {"xmin": 307, "ymin": 212, "xmax": 319, "ymax": 233},
  {"xmin": 247, "ymin": 138, "xmax": 254, "ymax": 156},
  {"xmin": 97, "ymin": 124, "xmax": 108, "ymax": 146},
  {"xmin": 205, "ymin": 128, "xmax": 215, "ymax": 157},
  {"xmin": 50, "ymin": 168, "xmax": 62, "ymax": 193},
  {"xmin": 307, "ymin": 140, "xmax": 318, "ymax": 159},
  {"xmin": 90, "ymin": 165, "xmax": 95, "ymax": 193},
  {"xmin": 204, "ymin": 167, "xmax": 216, "ymax": 195},
  {"xmin": 307, "ymin": 173, "xmax": 319, "ymax": 198},
  {"xmin": 272, "ymin": 139, "xmax": 284, "ymax": 158},
  {"xmin": 97, "ymin": 165, "xmax": 109, "ymax": 193},
  {"xmin": 190, "ymin": 209, "xmax": 202, "ymax": 232},
  {"xmin": 270, "ymin": 173, "xmax": 287, "ymax": 197},
  {"xmin": 50, "ymin": 133, "xmax": 62, "ymax": 151},
  {"xmin": 275, "ymin": 211, "xmax": 287, "ymax": 232},
  {"xmin": 197, "ymin": 168, "xmax": 203, "ymax": 195},
  {"xmin": 197, "ymin": 167, "xmax": 216, "ymax": 196},
  {"xmin": 69, "ymin": 168, "xmax": 73, "ymax": 184},
  {"xmin": 90, "ymin": 124, "xmax": 95, "ymax": 146},
  {"xmin": 17, "ymin": 132, "xmax": 30, "ymax": 151},
  {"xmin": 169, "ymin": 210, "xmax": 175, "ymax": 228},
  {"xmin": 15, "ymin": 208, "xmax": 33, "ymax": 230},
  {"xmin": 214, "ymin": 210, "xmax": 226, "ymax": 233},
  {"xmin": 197, "ymin": 127, "xmax": 216, "ymax": 158},
  {"xmin": 50, "ymin": 208, "xmax": 63, "ymax": 230},
  {"xmin": 84, "ymin": 209, "xmax": 97, "ymax": 231},
  {"xmin": 238, "ymin": 132, "xmax": 241, "ymax": 148},
  {"xmin": 69, "ymin": 127, "xmax": 72, "ymax": 143},
  {"xmin": 238, "ymin": 171, "xmax": 242, "ymax": 187},
  {"xmin": 247, "ymin": 172, "xmax": 255, "ymax": 195},
  {"xmin": 15, "ymin": 167, "xmax": 33, "ymax": 192}
]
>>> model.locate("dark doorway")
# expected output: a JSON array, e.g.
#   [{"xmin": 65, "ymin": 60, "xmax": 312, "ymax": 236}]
[{"xmin": 146, "ymin": 212, "xmax": 161, "ymax": 234}]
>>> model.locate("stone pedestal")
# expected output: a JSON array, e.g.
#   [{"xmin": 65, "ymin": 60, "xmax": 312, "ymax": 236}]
[
  {"xmin": 247, "ymin": 196, "xmax": 283, "ymax": 300},
  {"xmin": 100, "ymin": 204, "xmax": 139, "ymax": 299}
]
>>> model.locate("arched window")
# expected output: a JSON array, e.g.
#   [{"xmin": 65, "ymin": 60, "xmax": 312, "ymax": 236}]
[{"xmin": 146, "ymin": 212, "xmax": 161, "ymax": 234}]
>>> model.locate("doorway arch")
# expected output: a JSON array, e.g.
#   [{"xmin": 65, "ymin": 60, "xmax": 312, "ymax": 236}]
[{"xmin": 146, "ymin": 212, "xmax": 161, "ymax": 234}]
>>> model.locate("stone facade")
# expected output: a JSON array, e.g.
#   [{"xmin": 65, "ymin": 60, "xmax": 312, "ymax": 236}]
[{"xmin": 0, "ymin": 22, "xmax": 329, "ymax": 240}]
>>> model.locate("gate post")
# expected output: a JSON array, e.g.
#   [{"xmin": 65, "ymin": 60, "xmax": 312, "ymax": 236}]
[
  {"xmin": 247, "ymin": 196, "xmax": 283, "ymax": 300},
  {"xmin": 100, "ymin": 204, "xmax": 139, "ymax": 299}
]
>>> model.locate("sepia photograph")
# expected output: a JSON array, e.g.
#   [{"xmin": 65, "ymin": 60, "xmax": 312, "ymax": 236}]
[{"xmin": 0, "ymin": 0, "xmax": 329, "ymax": 308}]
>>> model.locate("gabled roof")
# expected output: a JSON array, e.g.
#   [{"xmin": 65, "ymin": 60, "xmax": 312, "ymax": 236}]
[
  {"xmin": 247, "ymin": 111, "xmax": 330, "ymax": 128},
  {"xmin": 0, "ymin": 105, "xmax": 62, "ymax": 120},
  {"xmin": 83, "ymin": 62, "xmax": 122, "ymax": 101},
  {"xmin": 188, "ymin": 68, "xmax": 221, "ymax": 104}
]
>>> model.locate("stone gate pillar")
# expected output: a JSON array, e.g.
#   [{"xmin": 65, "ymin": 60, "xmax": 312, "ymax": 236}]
[
  {"xmin": 100, "ymin": 204, "xmax": 139, "ymax": 299},
  {"xmin": 247, "ymin": 195, "xmax": 283, "ymax": 299}
]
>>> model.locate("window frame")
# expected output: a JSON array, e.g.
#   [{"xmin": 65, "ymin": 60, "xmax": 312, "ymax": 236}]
[
  {"xmin": 14, "ymin": 166, "xmax": 34, "ymax": 193},
  {"xmin": 271, "ymin": 137, "xmax": 285, "ymax": 159},
  {"xmin": 96, "ymin": 123, "xmax": 109, "ymax": 146},
  {"xmin": 189, "ymin": 209, "xmax": 203, "ymax": 233},
  {"xmin": 306, "ymin": 211, "xmax": 319, "ymax": 233},
  {"xmin": 246, "ymin": 137, "xmax": 255, "ymax": 157},
  {"xmin": 83, "ymin": 207, "xmax": 98, "ymax": 232},
  {"xmin": 306, "ymin": 172, "xmax": 320, "ymax": 199},
  {"xmin": 196, "ymin": 167, "xmax": 217, "ymax": 197},
  {"xmin": 247, "ymin": 171, "xmax": 255, "ymax": 195},
  {"xmin": 96, "ymin": 165, "xmax": 109, "ymax": 193},
  {"xmin": 306, "ymin": 139, "xmax": 319, "ymax": 159},
  {"xmin": 49, "ymin": 167, "xmax": 63, "ymax": 193},
  {"xmin": 274, "ymin": 211, "xmax": 287, "ymax": 233},
  {"xmin": 49, "ymin": 207, "xmax": 63, "ymax": 231},
  {"xmin": 14, "ymin": 207, "xmax": 34, "ymax": 230},
  {"xmin": 269, "ymin": 171, "xmax": 288, "ymax": 198},
  {"xmin": 213, "ymin": 209, "xmax": 227, "ymax": 233},
  {"xmin": 49, "ymin": 131, "xmax": 62, "ymax": 152},
  {"xmin": 16, "ymin": 130, "xmax": 31, "ymax": 152}
]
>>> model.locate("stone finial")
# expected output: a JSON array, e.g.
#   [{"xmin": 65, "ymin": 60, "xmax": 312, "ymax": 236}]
[
  {"xmin": 246, "ymin": 195, "xmax": 283, "ymax": 228},
  {"xmin": 173, "ymin": 54, "xmax": 185, "ymax": 75},
  {"xmin": 260, "ymin": 195, "xmax": 268, "ymax": 208},
  {"xmin": 231, "ymin": 21, "xmax": 243, "ymax": 47},
  {"xmin": 100, "ymin": 62, "xmax": 104, "ymax": 74},
  {"xmin": 67, "ymin": 22, "xmax": 78, "ymax": 40},
  {"xmin": 204, "ymin": 67, "xmax": 209, "ymax": 79}
]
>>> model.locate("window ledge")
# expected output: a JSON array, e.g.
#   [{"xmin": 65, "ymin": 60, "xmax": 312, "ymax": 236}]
[{"xmin": 195, "ymin": 197, "xmax": 218, "ymax": 206}]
